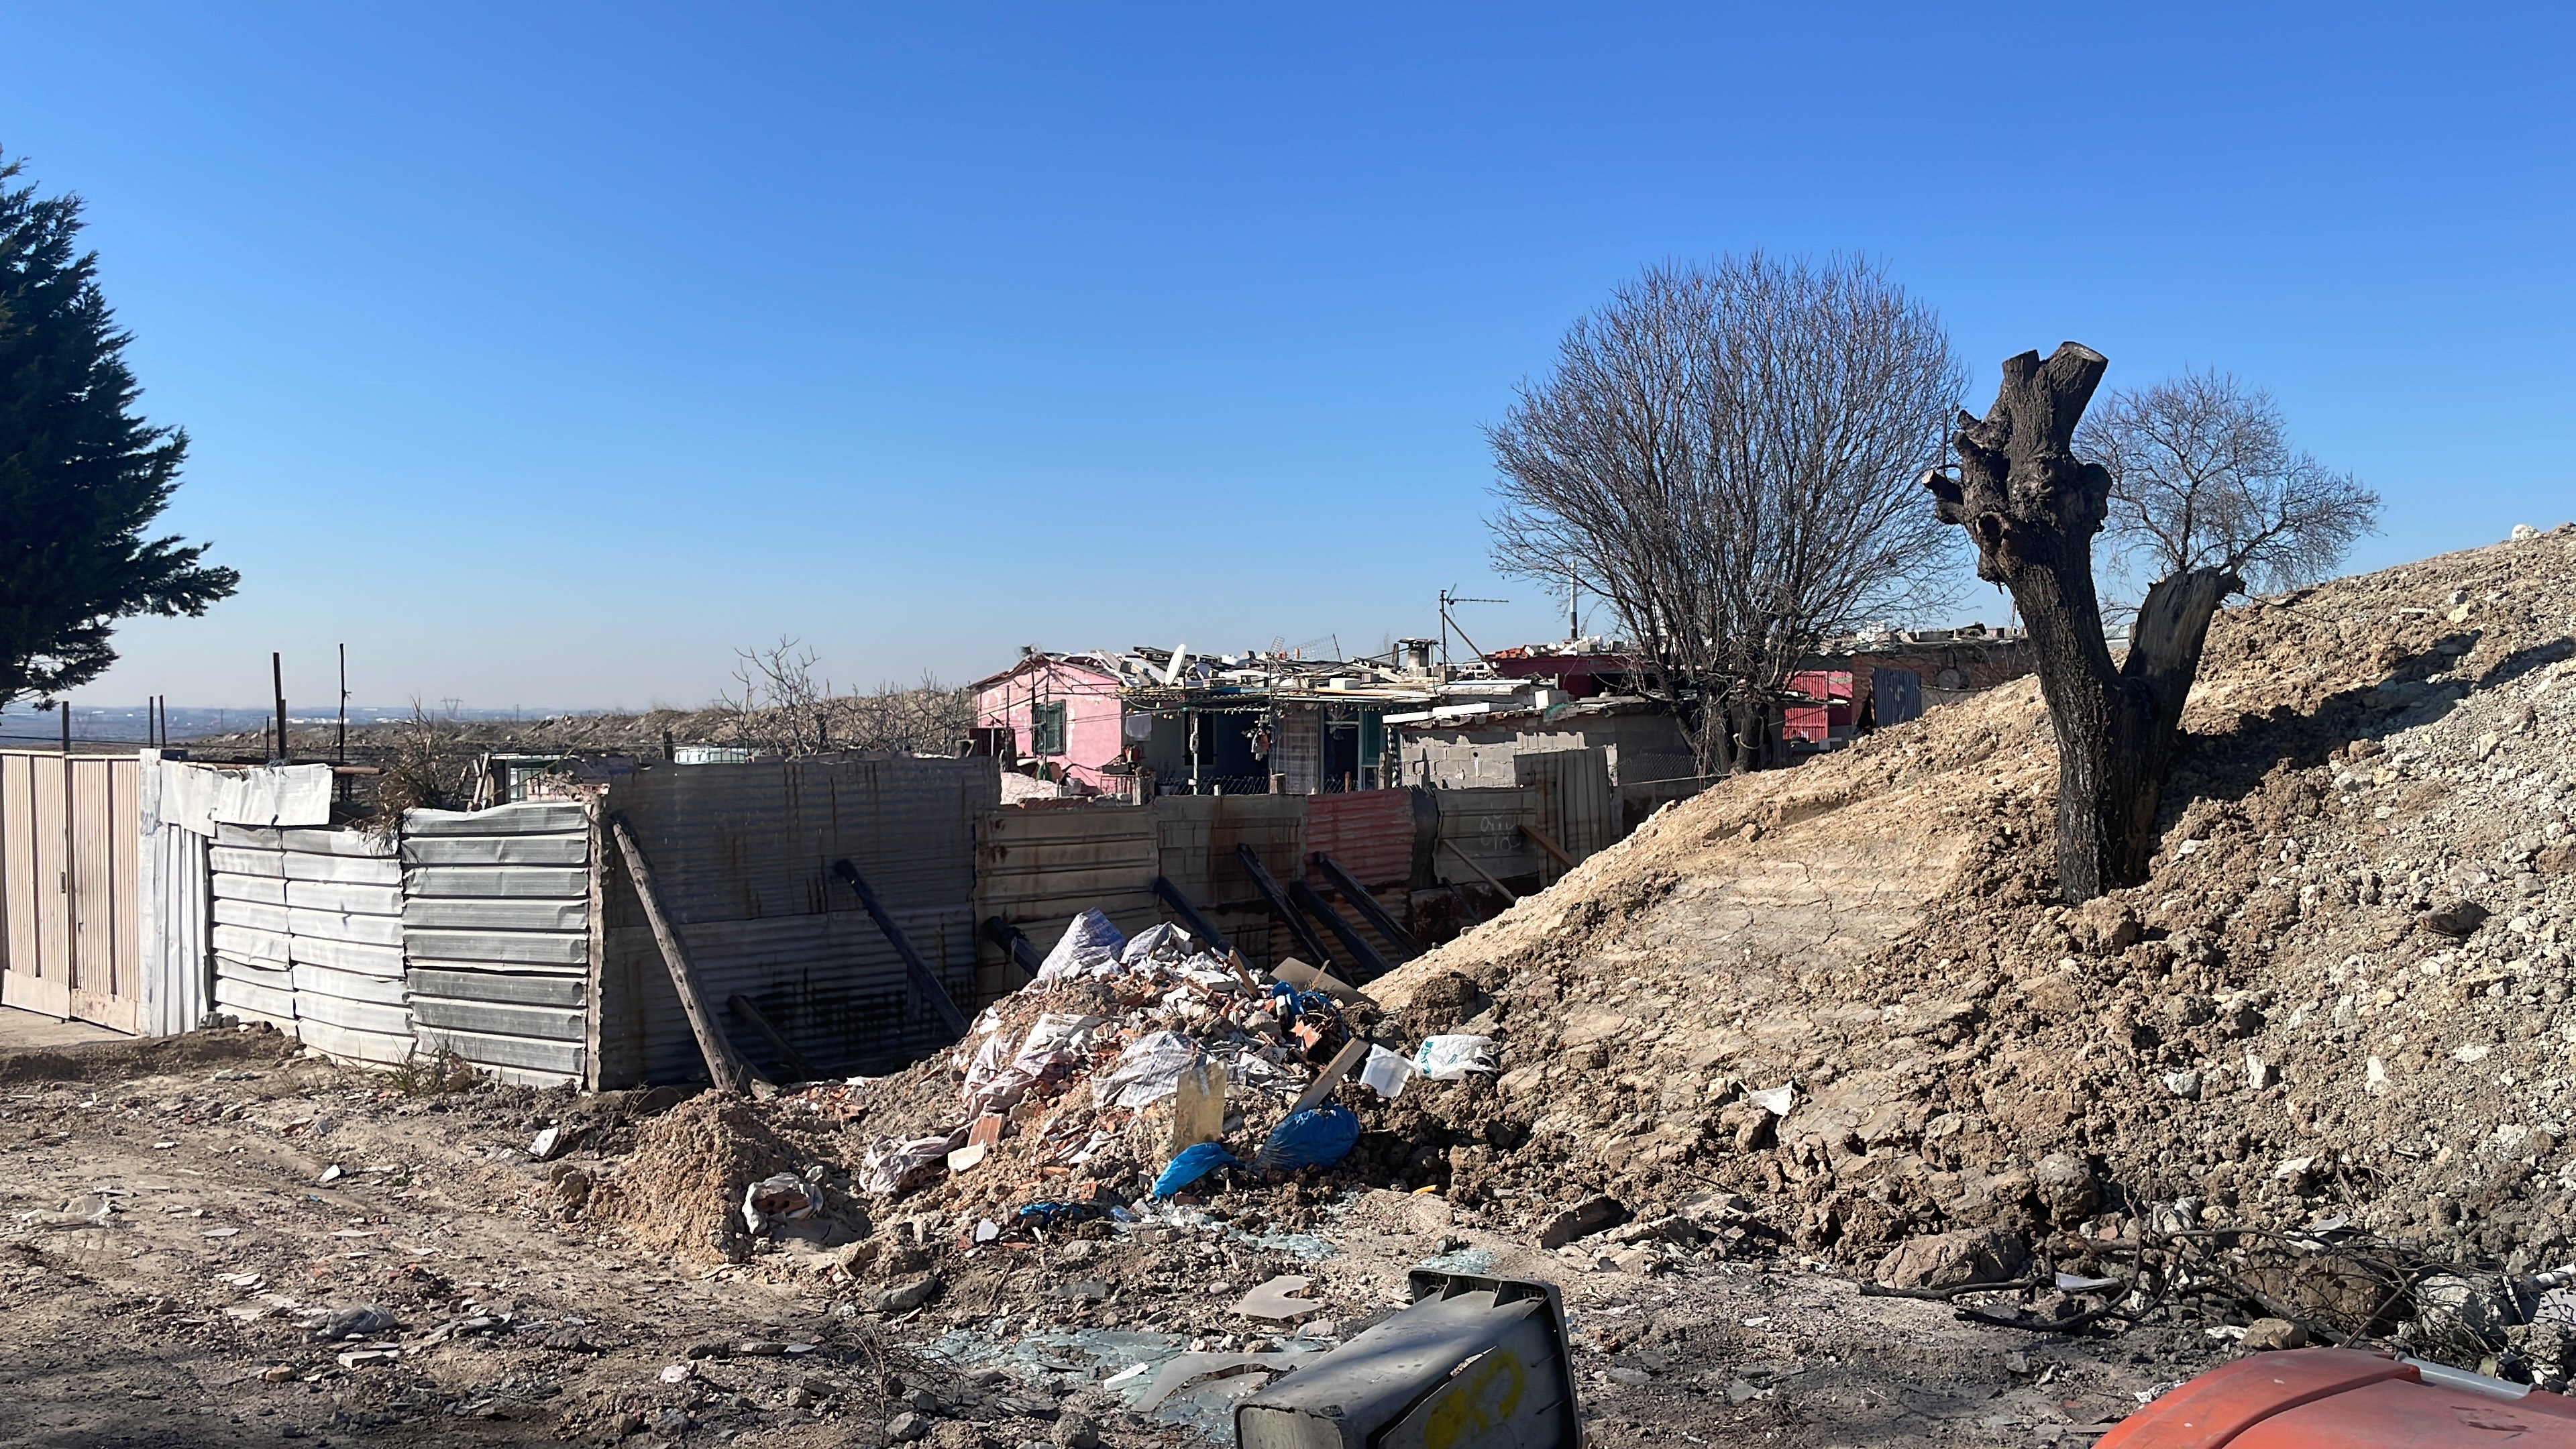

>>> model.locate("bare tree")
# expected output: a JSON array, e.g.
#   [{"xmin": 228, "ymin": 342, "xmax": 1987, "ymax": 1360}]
[
  {"xmin": 718, "ymin": 639, "xmax": 973, "ymax": 759},
  {"xmin": 1928, "ymin": 344, "xmax": 2250, "ymax": 905},
  {"xmin": 830, "ymin": 672, "xmax": 975, "ymax": 755},
  {"xmin": 718, "ymin": 637, "xmax": 834, "ymax": 756},
  {"xmin": 1488, "ymin": 255, "xmax": 1965, "ymax": 775},
  {"xmin": 2078, "ymin": 369, "xmax": 2380, "ymax": 596}
]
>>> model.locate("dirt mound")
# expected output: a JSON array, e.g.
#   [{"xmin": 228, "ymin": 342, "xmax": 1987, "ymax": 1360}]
[
  {"xmin": 1370, "ymin": 524, "xmax": 2576, "ymax": 1284},
  {"xmin": 0, "ymin": 1021, "xmax": 301, "ymax": 1087},
  {"xmin": 589, "ymin": 1093, "xmax": 841, "ymax": 1262}
]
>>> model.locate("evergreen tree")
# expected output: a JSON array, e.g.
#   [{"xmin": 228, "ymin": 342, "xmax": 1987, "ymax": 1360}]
[{"xmin": 1, "ymin": 150, "xmax": 237, "ymax": 712}]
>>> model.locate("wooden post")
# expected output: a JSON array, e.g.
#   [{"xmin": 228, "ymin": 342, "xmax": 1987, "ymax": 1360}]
[
  {"xmin": 609, "ymin": 814, "xmax": 749, "ymax": 1094},
  {"xmin": 1519, "ymin": 822, "xmax": 1577, "ymax": 872},
  {"xmin": 1440, "ymin": 835, "xmax": 1519, "ymax": 904}
]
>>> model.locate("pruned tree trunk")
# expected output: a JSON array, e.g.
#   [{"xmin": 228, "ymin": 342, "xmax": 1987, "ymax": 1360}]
[{"xmin": 1925, "ymin": 343, "xmax": 2239, "ymax": 903}]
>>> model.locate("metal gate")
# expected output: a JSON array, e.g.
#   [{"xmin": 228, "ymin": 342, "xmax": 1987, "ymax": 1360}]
[{"xmin": 1, "ymin": 750, "xmax": 142, "ymax": 1032}]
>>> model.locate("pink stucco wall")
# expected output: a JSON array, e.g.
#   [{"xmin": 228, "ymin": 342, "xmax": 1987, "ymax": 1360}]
[{"xmin": 973, "ymin": 657, "xmax": 1129, "ymax": 790}]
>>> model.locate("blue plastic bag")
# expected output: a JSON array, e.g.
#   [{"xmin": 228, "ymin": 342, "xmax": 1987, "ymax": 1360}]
[
  {"xmin": 1255, "ymin": 1105, "xmax": 1360, "ymax": 1172},
  {"xmin": 1152, "ymin": 1142, "xmax": 1242, "ymax": 1199}
]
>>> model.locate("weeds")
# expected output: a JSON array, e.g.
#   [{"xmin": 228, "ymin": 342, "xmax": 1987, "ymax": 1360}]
[{"xmin": 387, "ymin": 1040, "xmax": 482, "ymax": 1096}]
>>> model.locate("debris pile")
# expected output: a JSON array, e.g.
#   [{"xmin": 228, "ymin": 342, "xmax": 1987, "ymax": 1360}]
[
  {"xmin": 1350, "ymin": 524, "xmax": 2576, "ymax": 1324},
  {"xmin": 804, "ymin": 910, "xmax": 1501, "ymax": 1248}
]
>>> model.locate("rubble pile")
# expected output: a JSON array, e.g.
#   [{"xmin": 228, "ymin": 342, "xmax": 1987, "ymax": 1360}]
[
  {"xmin": 1358, "ymin": 523, "xmax": 2576, "ymax": 1319},
  {"xmin": 784, "ymin": 913, "xmax": 1504, "ymax": 1249}
]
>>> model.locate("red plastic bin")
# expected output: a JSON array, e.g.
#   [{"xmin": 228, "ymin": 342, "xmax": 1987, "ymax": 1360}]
[{"xmin": 2098, "ymin": 1348, "xmax": 2576, "ymax": 1448}]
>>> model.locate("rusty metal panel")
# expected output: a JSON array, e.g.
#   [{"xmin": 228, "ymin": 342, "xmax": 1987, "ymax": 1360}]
[
  {"xmin": 1432, "ymin": 787, "xmax": 1542, "ymax": 886},
  {"xmin": 594, "ymin": 755, "xmax": 1000, "ymax": 1087},
  {"xmin": 1305, "ymin": 790, "xmax": 1413, "ymax": 888},
  {"xmin": 975, "ymin": 804, "xmax": 1159, "ymax": 963},
  {"xmin": 1516, "ymin": 747, "xmax": 1616, "ymax": 867}
]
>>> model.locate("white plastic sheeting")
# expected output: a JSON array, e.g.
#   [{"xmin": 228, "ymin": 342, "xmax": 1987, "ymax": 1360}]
[{"xmin": 132, "ymin": 753, "xmax": 211, "ymax": 1037}]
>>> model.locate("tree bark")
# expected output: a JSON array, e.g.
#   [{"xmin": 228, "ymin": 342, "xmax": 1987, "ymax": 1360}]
[{"xmin": 1925, "ymin": 343, "xmax": 2239, "ymax": 903}]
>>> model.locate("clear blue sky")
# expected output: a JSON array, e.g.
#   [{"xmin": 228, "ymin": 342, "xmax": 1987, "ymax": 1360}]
[{"xmin": 5, "ymin": 4, "xmax": 2569, "ymax": 711}]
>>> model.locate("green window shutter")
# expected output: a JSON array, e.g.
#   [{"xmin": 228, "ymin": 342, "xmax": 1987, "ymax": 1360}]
[{"xmin": 1031, "ymin": 702, "xmax": 1067, "ymax": 755}]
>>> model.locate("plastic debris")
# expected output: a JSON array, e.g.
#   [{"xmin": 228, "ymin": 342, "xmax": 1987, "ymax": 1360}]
[
  {"xmin": 1411, "ymin": 1035, "xmax": 1495, "ymax": 1081},
  {"xmin": 1358, "ymin": 1044, "xmax": 1415, "ymax": 1099},
  {"xmin": 1749, "ymin": 1084, "xmax": 1796, "ymax": 1116},
  {"xmin": 1096, "ymin": 1031, "xmax": 1202, "ymax": 1110},
  {"xmin": 741, "ymin": 1172, "xmax": 818, "ymax": 1232},
  {"xmin": 1036, "ymin": 910, "xmax": 1128, "ymax": 982},
  {"xmin": 1233, "ymin": 1275, "xmax": 1322, "ymax": 1322},
  {"xmin": 1255, "ymin": 1106, "xmax": 1360, "ymax": 1173},
  {"xmin": 1153, "ymin": 1143, "xmax": 1243, "ymax": 1199},
  {"xmin": 859, "ymin": 1134, "xmax": 959, "ymax": 1197}
]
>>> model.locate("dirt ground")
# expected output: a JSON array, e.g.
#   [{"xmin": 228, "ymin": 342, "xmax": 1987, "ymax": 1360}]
[{"xmin": 1, "ymin": 1026, "xmax": 2216, "ymax": 1448}]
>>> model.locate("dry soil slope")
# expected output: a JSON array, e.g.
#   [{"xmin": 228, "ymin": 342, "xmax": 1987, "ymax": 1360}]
[{"xmin": 1379, "ymin": 525, "xmax": 2576, "ymax": 1273}]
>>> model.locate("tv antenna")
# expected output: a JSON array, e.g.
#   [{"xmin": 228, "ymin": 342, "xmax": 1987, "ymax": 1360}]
[{"xmin": 1436, "ymin": 588, "xmax": 1508, "ymax": 669}]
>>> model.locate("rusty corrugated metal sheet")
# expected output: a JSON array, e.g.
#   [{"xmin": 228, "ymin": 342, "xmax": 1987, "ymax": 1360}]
[
  {"xmin": 1305, "ymin": 789, "xmax": 1413, "ymax": 888},
  {"xmin": 596, "ymin": 755, "xmax": 1000, "ymax": 1085},
  {"xmin": 1516, "ymin": 747, "xmax": 1616, "ymax": 865}
]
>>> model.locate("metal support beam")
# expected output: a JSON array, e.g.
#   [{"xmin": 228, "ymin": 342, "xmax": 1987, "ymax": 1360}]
[
  {"xmin": 832, "ymin": 859, "xmax": 971, "ymax": 1038},
  {"xmin": 1288, "ymin": 878, "xmax": 1395, "ymax": 984},
  {"xmin": 1151, "ymin": 875, "xmax": 1235, "ymax": 957},
  {"xmin": 728, "ymin": 993, "xmax": 817, "ymax": 1082},
  {"xmin": 1235, "ymin": 843, "xmax": 1336, "ymax": 970},
  {"xmin": 1309, "ymin": 851, "xmax": 1423, "ymax": 959},
  {"xmin": 981, "ymin": 916, "xmax": 1044, "ymax": 980}
]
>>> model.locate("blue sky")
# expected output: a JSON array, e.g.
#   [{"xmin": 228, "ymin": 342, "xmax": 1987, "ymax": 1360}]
[{"xmin": 5, "ymin": 4, "xmax": 2569, "ymax": 711}]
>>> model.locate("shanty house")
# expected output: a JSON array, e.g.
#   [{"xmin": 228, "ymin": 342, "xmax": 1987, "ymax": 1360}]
[{"xmin": 972, "ymin": 653, "xmax": 1135, "ymax": 793}]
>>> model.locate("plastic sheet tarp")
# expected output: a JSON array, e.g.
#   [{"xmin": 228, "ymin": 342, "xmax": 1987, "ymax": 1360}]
[
  {"xmin": 1036, "ymin": 910, "xmax": 1129, "ymax": 983},
  {"xmin": 1094, "ymin": 1030, "xmax": 1203, "ymax": 1109}
]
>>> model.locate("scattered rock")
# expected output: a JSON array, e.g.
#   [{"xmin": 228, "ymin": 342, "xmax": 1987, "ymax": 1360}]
[
  {"xmin": 889, "ymin": 1412, "xmax": 934, "ymax": 1442},
  {"xmin": 1874, "ymin": 1228, "xmax": 2029, "ymax": 1291},
  {"xmin": 1536, "ymin": 1195, "xmax": 1627, "ymax": 1250},
  {"xmin": 2240, "ymin": 1318, "xmax": 2309, "ymax": 1351},
  {"xmin": 1051, "ymin": 1412, "xmax": 1099, "ymax": 1449},
  {"xmin": 2032, "ymin": 1154, "xmax": 2100, "ymax": 1218},
  {"xmin": 871, "ymin": 1273, "xmax": 943, "ymax": 1313},
  {"xmin": 2421, "ymin": 900, "xmax": 2491, "ymax": 938}
]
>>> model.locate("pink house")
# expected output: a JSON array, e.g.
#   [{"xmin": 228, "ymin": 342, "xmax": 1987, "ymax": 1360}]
[{"xmin": 971, "ymin": 653, "xmax": 1134, "ymax": 794}]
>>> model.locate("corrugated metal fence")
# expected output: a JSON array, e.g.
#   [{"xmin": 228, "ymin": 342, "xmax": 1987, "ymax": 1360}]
[
  {"xmin": 209, "ymin": 825, "xmax": 412, "ymax": 1063},
  {"xmin": 594, "ymin": 755, "xmax": 998, "ymax": 1088},
  {"xmin": 403, "ymin": 804, "xmax": 590, "ymax": 1087}
]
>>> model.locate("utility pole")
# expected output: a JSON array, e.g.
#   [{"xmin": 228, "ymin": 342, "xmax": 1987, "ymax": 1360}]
[
  {"xmin": 272, "ymin": 652, "xmax": 288, "ymax": 765},
  {"xmin": 337, "ymin": 643, "xmax": 348, "ymax": 763}
]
